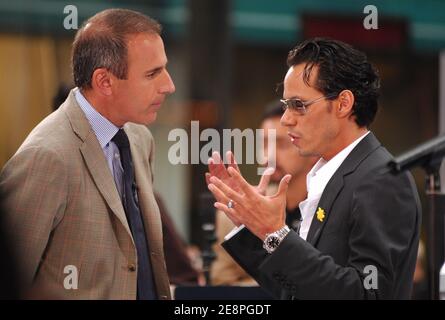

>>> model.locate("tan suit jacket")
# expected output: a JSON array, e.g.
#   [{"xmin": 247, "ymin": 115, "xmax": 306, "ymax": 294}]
[{"xmin": 0, "ymin": 90, "xmax": 171, "ymax": 299}]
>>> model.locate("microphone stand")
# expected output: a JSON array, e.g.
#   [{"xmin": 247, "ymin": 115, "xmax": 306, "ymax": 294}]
[
  {"xmin": 423, "ymin": 161, "xmax": 445, "ymax": 299},
  {"xmin": 389, "ymin": 136, "xmax": 445, "ymax": 299}
]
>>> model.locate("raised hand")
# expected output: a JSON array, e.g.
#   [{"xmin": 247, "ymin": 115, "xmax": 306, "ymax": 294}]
[
  {"xmin": 206, "ymin": 151, "xmax": 274, "ymax": 196},
  {"xmin": 207, "ymin": 158, "xmax": 291, "ymax": 240}
]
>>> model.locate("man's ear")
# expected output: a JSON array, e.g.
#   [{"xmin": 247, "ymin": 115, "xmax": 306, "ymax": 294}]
[
  {"xmin": 337, "ymin": 90, "xmax": 355, "ymax": 118},
  {"xmin": 90, "ymin": 68, "xmax": 113, "ymax": 96}
]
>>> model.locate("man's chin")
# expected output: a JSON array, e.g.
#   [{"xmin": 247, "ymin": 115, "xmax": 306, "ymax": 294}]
[
  {"xmin": 298, "ymin": 148, "xmax": 315, "ymax": 157},
  {"xmin": 139, "ymin": 113, "xmax": 157, "ymax": 125},
  {"xmin": 149, "ymin": 112, "xmax": 158, "ymax": 122}
]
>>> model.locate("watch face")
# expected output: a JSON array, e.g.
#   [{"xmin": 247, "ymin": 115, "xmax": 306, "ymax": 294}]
[{"xmin": 266, "ymin": 235, "xmax": 280, "ymax": 249}]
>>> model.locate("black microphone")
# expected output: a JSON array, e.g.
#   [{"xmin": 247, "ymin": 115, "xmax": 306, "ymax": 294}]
[{"xmin": 389, "ymin": 134, "xmax": 445, "ymax": 173}]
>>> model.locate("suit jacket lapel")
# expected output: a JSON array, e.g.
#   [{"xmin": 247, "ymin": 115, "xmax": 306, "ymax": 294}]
[
  {"xmin": 63, "ymin": 90, "xmax": 133, "ymax": 239},
  {"xmin": 306, "ymin": 175, "xmax": 344, "ymax": 245},
  {"xmin": 306, "ymin": 132, "xmax": 382, "ymax": 246}
]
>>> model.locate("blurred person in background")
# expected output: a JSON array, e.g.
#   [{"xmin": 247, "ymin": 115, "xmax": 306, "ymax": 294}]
[
  {"xmin": 211, "ymin": 101, "xmax": 318, "ymax": 286},
  {"xmin": 0, "ymin": 8, "xmax": 175, "ymax": 299}
]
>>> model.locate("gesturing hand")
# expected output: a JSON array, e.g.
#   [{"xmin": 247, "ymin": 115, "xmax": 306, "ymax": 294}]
[
  {"xmin": 206, "ymin": 151, "xmax": 291, "ymax": 240},
  {"xmin": 206, "ymin": 151, "xmax": 274, "ymax": 196}
]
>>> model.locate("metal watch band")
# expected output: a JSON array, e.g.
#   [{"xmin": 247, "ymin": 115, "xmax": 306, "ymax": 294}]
[
  {"xmin": 263, "ymin": 225, "xmax": 291, "ymax": 254},
  {"xmin": 274, "ymin": 225, "xmax": 291, "ymax": 238}
]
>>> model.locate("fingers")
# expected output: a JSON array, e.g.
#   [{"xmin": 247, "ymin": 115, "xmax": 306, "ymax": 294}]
[
  {"xmin": 214, "ymin": 202, "xmax": 241, "ymax": 226},
  {"xmin": 257, "ymin": 167, "xmax": 275, "ymax": 195},
  {"xmin": 205, "ymin": 172, "xmax": 211, "ymax": 185},
  {"xmin": 209, "ymin": 175, "xmax": 244, "ymax": 204},
  {"xmin": 212, "ymin": 151, "xmax": 223, "ymax": 164},
  {"xmin": 208, "ymin": 152, "xmax": 230, "ymax": 181},
  {"xmin": 208, "ymin": 181, "xmax": 232, "ymax": 205},
  {"xmin": 208, "ymin": 181, "xmax": 242, "ymax": 226},
  {"xmin": 226, "ymin": 151, "xmax": 240, "ymax": 173},
  {"xmin": 227, "ymin": 166, "xmax": 255, "ymax": 196},
  {"xmin": 207, "ymin": 151, "xmax": 241, "ymax": 176},
  {"xmin": 274, "ymin": 174, "xmax": 292, "ymax": 197}
]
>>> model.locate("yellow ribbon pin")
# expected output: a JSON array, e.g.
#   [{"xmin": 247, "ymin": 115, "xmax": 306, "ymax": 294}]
[{"xmin": 316, "ymin": 207, "xmax": 326, "ymax": 222}]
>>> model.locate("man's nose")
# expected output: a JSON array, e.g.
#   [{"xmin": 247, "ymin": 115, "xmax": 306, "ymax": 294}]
[
  {"xmin": 280, "ymin": 109, "xmax": 295, "ymax": 127},
  {"xmin": 159, "ymin": 70, "xmax": 175, "ymax": 94}
]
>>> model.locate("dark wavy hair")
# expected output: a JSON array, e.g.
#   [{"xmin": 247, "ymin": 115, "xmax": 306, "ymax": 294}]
[
  {"xmin": 72, "ymin": 9, "xmax": 161, "ymax": 89},
  {"xmin": 287, "ymin": 38, "xmax": 380, "ymax": 127}
]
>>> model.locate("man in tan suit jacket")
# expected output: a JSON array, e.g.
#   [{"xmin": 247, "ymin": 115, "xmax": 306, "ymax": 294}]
[{"xmin": 0, "ymin": 9, "xmax": 175, "ymax": 299}]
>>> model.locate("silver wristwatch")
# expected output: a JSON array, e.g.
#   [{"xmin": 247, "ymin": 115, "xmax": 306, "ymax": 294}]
[{"xmin": 263, "ymin": 225, "xmax": 291, "ymax": 254}]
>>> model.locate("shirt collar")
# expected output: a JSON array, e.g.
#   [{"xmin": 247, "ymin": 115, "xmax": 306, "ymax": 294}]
[
  {"xmin": 74, "ymin": 87, "xmax": 119, "ymax": 148},
  {"xmin": 306, "ymin": 131, "xmax": 370, "ymax": 197}
]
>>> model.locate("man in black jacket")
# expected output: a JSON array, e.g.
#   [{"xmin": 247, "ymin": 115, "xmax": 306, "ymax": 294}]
[{"xmin": 206, "ymin": 38, "xmax": 421, "ymax": 299}]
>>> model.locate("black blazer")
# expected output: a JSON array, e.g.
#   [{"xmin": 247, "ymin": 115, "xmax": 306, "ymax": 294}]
[{"xmin": 222, "ymin": 132, "xmax": 421, "ymax": 299}]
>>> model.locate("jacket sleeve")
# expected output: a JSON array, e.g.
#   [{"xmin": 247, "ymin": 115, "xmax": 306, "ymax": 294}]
[
  {"xmin": 223, "ymin": 170, "xmax": 420, "ymax": 299},
  {"xmin": 222, "ymin": 227, "xmax": 285, "ymax": 299},
  {"xmin": 0, "ymin": 146, "xmax": 68, "ymax": 287}
]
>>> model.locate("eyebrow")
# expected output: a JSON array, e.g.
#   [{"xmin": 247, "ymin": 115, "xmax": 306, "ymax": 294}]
[
  {"xmin": 284, "ymin": 95, "xmax": 305, "ymax": 100},
  {"xmin": 145, "ymin": 67, "xmax": 165, "ymax": 75},
  {"xmin": 144, "ymin": 61, "xmax": 168, "ymax": 75}
]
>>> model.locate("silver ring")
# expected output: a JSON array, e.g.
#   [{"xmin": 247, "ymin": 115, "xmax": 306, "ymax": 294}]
[{"xmin": 227, "ymin": 199, "xmax": 234, "ymax": 209}]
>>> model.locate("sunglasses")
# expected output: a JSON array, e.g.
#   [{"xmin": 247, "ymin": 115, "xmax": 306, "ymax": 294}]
[{"xmin": 280, "ymin": 94, "xmax": 337, "ymax": 115}]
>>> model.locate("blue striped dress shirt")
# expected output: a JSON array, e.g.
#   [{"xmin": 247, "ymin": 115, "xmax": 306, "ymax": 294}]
[{"xmin": 74, "ymin": 88, "xmax": 124, "ymax": 199}]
